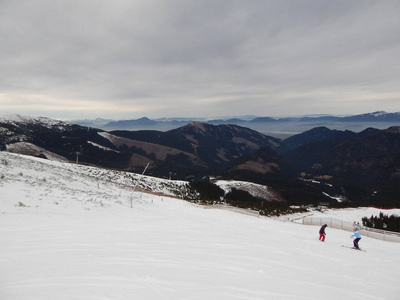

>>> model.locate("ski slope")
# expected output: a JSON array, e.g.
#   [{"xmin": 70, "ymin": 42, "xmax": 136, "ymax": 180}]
[{"xmin": 1, "ymin": 152, "xmax": 399, "ymax": 300}]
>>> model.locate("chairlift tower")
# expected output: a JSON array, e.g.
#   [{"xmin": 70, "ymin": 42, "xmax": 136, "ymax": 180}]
[{"xmin": 75, "ymin": 152, "xmax": 80, "ymax": 164}]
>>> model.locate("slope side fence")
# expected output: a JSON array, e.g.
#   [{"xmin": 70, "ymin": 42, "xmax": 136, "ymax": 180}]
[{"xmin": 302, "ymin": 217, "xmax": 400, "ymax": 243}]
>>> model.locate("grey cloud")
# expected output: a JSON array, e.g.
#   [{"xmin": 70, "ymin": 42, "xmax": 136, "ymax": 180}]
[{"xmin": 0, "ymin": 0, "xmax": 399, "ymax": 119}]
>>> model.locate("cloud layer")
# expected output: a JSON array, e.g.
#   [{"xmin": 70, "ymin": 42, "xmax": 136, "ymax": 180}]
[{"xmin": 1, "ymin": 0, "xmax": 399, "ymax": 119}]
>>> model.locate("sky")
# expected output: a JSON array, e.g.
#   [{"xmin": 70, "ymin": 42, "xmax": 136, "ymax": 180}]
[{"xmin": 0, "ymin": 0, "xmax": 399, "ymax": 120}]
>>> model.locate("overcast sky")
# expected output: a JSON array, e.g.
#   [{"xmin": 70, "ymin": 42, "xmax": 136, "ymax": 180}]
[{"xmin": 0, "ymin": 0, "xmax": 399, "ymax": 120}]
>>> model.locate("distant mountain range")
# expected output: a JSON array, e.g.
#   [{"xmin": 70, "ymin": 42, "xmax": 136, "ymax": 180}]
[
  {"xmin": 70, "ymin": 111, "xmax": 400, "ymax": 132},
  {"xmin": 1, "ymin": 113, "xmax": 400, "ymax": 207}
]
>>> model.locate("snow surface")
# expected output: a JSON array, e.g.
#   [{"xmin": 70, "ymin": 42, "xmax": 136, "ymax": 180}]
[
  {"xmin": 87, "ymin": 141, "xmax": 120, "ymax": 153},
  {"xmin": 1, "ymin": 152, "xmax": 400, "ymax": 300}
]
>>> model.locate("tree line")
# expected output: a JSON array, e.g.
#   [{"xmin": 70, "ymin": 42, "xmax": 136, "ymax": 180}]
[
  {"xmin": 362, "ymin": 212, "xmax": 400, "ymax": 233},
  {"xmin": 186, "ymin": 181, "xmax": 306, "ymax": 216}
]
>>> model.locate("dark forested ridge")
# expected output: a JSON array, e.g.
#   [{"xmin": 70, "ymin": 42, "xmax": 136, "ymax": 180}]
[{"xmin": 1, "ymin": 114, "xmax": 400, "ymax": 207}]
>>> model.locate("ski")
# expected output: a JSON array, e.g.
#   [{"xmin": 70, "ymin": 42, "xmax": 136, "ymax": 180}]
[{"xmin": 341, "ymin": 245, "xmax": 366, "ymax": 252}]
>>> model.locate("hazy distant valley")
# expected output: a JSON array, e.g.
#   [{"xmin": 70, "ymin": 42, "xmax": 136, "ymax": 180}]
[{"xmin": 71, "ymin": 111, "xmax": 400, "ymax": 139}]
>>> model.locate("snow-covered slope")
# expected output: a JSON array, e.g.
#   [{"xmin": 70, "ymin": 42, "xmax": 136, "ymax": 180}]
[
  {"xmin": 216, "ymin": 179, "xmax": 282, "ymax": 201},
  {"xmin": 0, "ymin": 152, "xmax": 187, "ymax": 209},
  {"xmin": 5, "ymin": 142, "xmax": 69, "ymax": 162},
  {"xmin": 0, "ymin": 152, "xmax": 399, "ymax": 300},
  {"xmin": 0, "ymin": 112, "xmax": 66, "ymax": 128}
]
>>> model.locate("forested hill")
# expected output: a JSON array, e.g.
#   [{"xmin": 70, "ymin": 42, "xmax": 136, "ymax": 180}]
[{"xmin": 1, "ymin": 114, "xmax": 400, "ymax": 206}]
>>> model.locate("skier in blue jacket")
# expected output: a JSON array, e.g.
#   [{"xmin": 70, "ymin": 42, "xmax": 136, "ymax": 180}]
[{"xmin": 350, "ymin": 228, "xmax": 362, "ymax": 250}]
